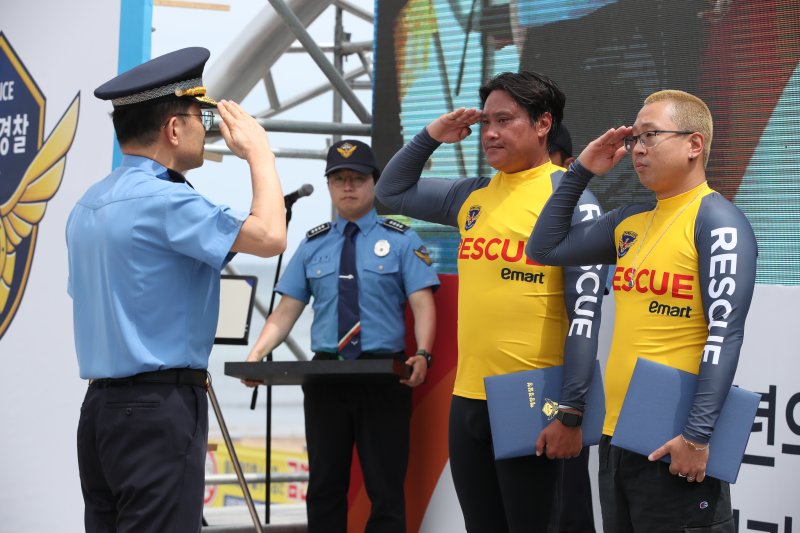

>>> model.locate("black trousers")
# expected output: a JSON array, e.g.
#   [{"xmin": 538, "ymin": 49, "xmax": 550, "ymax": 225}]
[
  {"xmin": 449, "ymin": 395, "xmax": 561, "ymax": 533},
  {"xmin": 77, "ymin": 381, "xmax": 208, "ymax": 533},
  {"xmin": 599, "ymin": 436, "xmax": 734, "ymax": 533},
  {"xmin": 303, "ymin": 374, "xmax": 412, "ymax": 533},
  {"xmin": 556, "ymin": 447, "xmax": 596, "ymax": 533}
]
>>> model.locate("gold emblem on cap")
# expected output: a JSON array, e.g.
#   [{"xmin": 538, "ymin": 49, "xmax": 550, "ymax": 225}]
[
  {"xmin": 175, "ymin": 85, "xmax": 218, "ymax": 106},
  {"xmin": 337, "ymin": 142, "xmax": 357, "ymax": 158}
]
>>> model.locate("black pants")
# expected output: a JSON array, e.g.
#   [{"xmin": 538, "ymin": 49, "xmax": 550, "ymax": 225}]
[
  {"xmin": 557, "ymin": 447, "xmax": 596, "ymax": 533},
  {"xmin": 599, "ymin": 436, "xmax": 734, "ymax": 532},
  {"xmin": 449, "ymin": 395, "xmax": 561, "ymax": 533},
  {"xmin": 77, "ymin": 381, "xmax": 208, "ymax": 533},
  {"xmin": 303, "ymin": 374, "xmax": 412, "ymax": 533}
]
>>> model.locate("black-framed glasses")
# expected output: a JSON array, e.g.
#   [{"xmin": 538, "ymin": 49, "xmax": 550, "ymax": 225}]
[
  {"xmin": 328, "ymin": 174, "xmax": 370, "ymax": 187},
  {"xmin": 623, "ymin": 130, "xmax": 694, "ymax": 151},
  {"xmin": 172, "ymin": 110, "xmax": 214, "ymax": 131}
]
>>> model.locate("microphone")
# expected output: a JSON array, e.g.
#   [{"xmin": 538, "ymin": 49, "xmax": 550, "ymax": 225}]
[{"xmin": 284, "ymin": 183, "xmax": 314, "ymax": 207}]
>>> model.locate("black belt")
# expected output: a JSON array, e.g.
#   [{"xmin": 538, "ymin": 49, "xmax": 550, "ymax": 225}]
[
  {"xmin": 92, "ymin": 369, "xmax": 208, "ymax": 387},
  {"xmin": 314, "ymin": 352, "xmax": 405, "ymax": 361}
]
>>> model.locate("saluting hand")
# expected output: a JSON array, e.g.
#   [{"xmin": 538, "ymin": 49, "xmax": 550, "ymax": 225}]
[
  {"xmin": 576, "ymin": 126, "xmax": 632, "ymax": 176},
  {"xmin": 217, "ymin": 99, "xmax": 273, "ymax": 163},
  {"xmin": 426, "ymin": 108, "xmax": 482, "ymax": 144}
]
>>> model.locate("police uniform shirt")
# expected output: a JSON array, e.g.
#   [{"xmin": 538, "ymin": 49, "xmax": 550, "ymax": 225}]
[
  {"xmin": 66, "ymin": 155, "xmax": 247, "ymax": 379},
  {"xmin": 276, "ymin": 209, "xmax": 440, "ymax": 354}
]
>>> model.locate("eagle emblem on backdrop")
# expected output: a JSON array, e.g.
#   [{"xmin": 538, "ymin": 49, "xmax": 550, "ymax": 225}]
[{"xmin": 0, "ymin": 32, "xmax": 80, "ymax": 342}]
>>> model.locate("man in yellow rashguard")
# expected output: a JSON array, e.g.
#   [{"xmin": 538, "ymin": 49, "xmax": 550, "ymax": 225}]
[
  {"xmin": 376, "ymin": 71, "xmax": 607, "ymax": 532},
  {"xmin": 527, "ymin": 90, "xmax": 757, "ymax": 532}
]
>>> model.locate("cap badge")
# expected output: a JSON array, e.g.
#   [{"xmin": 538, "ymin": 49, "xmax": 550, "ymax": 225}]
[{"xmin": 337, "ymin": 142, "xmax": 357, "ymax": 158}]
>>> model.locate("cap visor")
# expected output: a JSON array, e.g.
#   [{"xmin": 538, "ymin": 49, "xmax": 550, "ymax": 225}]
[
  {"xmin": 194, "ymin": 95, "xmax": 218, "ymax": 108},
  {"xmin": 325, "ymin": 163, "xmax": 375, "ymax": 176}
]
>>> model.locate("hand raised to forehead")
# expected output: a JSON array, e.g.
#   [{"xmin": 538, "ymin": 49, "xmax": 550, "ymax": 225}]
[
  {"xmin": 426, "ymin": 107, "xmax": 482, "ymax": 144},
  {"xmin": 576, "ymin": 126, "xmax": 633, "ymax": 176},
  {"xmin": 217, "ymin": 100, "xmax": 273, "ymax": 162}
]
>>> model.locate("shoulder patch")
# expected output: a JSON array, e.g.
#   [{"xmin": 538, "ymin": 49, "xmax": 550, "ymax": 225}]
[
  {"xmin": 414, "ymin": 246, "xmax": 433, "ymax": 266},
  {"xmin": 380, "ymin": 218, "xmax": 409, "ymax": 233},
  {"xmin": 306, "ymin": 222, "xmax": 332, "ymax": 239}
]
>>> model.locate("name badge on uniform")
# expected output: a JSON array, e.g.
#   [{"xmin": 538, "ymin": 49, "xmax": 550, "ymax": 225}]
[{"xmin": 374, "ymin": 239, "xmax": 390, "ymax": 257}]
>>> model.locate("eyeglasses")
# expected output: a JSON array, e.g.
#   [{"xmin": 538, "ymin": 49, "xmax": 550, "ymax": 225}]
[
  {"xmin": 172, "ymin": 110, "xmax": 214, "ymax": 131},
  {"xmin": 623, "ymin": 130, "xmax": 694, "ymax": 152},
  {"xmin": 328, "ymin": 174, "xmax": 370, "ymax": 187}
]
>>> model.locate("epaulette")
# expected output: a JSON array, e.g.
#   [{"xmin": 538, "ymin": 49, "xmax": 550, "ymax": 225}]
[
  {"xmin": 306, "ymin": 222, "xmax": 332, "ymax": 239},
  {"xmin": 380, "ymin": 218, "xmax": 409, "ymax": 233}
]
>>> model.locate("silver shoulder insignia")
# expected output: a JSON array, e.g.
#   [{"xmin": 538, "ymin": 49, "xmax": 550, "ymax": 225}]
[
  {"xmin": 380, "ymin": 218, "xmax": 409, "ymax": 233},
  {"xmin": 306, "ymin": 222, "xmax": 332, "ymax": 239}
]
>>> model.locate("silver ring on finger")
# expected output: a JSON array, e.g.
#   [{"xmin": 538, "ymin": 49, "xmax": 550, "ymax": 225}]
[
  {"xmin": 678, "ymin": 473, "xmax": 687, "ymax": 478},
  {"xmin": 687, "ymin": 476, "xmax": 696, "ymax": 482}
]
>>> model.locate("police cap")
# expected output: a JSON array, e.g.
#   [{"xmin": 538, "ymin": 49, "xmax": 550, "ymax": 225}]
[
  {"xmin": 94, "ymin": 47, "xmax": 217, "ymax": 108},
  {"xmin": 549, "ymin": 123, "xmax": 573, "ymax": 158},
  {"xmin": 325, "ymin": 140, "xmax": 380, "ymax": 179}
]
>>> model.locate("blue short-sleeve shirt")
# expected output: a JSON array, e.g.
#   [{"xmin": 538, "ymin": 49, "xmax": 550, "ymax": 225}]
[
  {"xmin": 276, "ymin": 209, "xmax": 439, "ymax": 353},
  {"xmin": 66, "ymin": 155, "xmax": 247, "ymax": 379}
]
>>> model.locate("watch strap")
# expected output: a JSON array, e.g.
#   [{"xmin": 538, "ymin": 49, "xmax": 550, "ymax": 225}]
[{"xmin": 414, "ymin": 349, "xmax": 432, "ymax": 368}]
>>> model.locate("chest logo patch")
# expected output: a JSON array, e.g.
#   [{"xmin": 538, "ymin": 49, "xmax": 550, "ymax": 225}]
[
  {"xmin": 464, "ymin": 205, "xmax": 481, "ymax": 231},
  {"xmin": 617, "ymin": 230, "xmax": 638, "ymax": 258}
]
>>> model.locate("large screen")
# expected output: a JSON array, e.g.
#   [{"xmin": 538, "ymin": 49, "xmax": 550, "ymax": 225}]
[{"xmin": 373, "ymin": 0, "xmax": 800, "ymax": 284}]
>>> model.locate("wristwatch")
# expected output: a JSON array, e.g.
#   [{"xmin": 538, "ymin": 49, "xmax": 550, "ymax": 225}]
[
  {"xmin": 555, "ymin": 408, "xmax": 583, "ymax": 427},
  {"xmin": 414, "ymin": 349, "xmax": 432, "ymax": 368}
]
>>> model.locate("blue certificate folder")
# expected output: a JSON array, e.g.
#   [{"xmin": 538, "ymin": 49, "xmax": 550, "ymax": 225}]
[
  {"xmin": 484, "ymin": 361, "xmax": 605, "ymax": 460},
  {"xmin": 610, "ymin": 358, "xmax": 760, "ymax": 484}
]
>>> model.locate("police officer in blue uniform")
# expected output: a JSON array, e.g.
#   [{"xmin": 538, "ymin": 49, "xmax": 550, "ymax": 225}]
[
  {"xmin": 243, "ymin": 140, "xmax": 439, "ymax": 533},
  {"xmin": 67, "ymin": 47, "xmax": 286, "ymax": 532}
]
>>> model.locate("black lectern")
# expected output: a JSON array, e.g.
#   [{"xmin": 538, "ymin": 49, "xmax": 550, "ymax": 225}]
[{"xmin": 225, "ymin": 359, "xmax": 411, "ymax": 386}]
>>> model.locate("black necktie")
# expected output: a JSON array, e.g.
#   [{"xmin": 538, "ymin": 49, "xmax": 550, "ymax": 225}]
[{"xmin": 337, "ymin": 222, "xmax": 361, "ymax": 359}]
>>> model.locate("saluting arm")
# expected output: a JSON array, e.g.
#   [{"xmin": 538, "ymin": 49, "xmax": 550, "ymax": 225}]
[
  {"xmin": 218, "ymin": 100, "xmax": 286, "ymax": 258},
  {"xmin": 376, "ymin": 125, "xmax": 488, "ymax": 228},
  {"xmin": 526, "ymin": 161, "xmax": 618, "ymax": 267}
]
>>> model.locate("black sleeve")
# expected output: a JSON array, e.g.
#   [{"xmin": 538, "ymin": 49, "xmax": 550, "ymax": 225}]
[
  {"xmin": 558, "ymin": 183, "xmax": 609, "ymax": 411},
  {"xmin": 526, "ymin": 160, "xmax": 621, "ymax": 267},
  {"xmin": 684, "ymin": 194, "xmax": 758, "ymax": 443},
  {"xmin": 375, "ymin": 128, "xmax": 490, "ymax": 227}
]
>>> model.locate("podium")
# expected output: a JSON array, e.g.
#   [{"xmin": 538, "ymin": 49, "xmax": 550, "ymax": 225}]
[{"xmin": 225, "ymin": 359, "xmax": 412, "ymax": 385}]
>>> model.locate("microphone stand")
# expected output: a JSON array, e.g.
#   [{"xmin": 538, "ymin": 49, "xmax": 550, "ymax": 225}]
[{"xmin": 249, "ymin": 198, "xmax": 296, "ymax": 525}]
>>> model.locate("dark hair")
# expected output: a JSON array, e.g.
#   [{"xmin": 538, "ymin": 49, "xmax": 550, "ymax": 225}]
[
  {"xmin": 479, "ymin": 71, "xmax": 565, "ymax": 145},
  {"xmin": 112, "ymin": 95, "xmax": 194, "ymax": 146}
]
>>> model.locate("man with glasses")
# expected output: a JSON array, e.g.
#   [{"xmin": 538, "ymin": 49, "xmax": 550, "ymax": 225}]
[
  {"xmin": 527, "ymin": 90, "xmax": 757, "ymax": 532},
  {"xmin": 242, "ymin": 139, "xmax": 439, "ymax": 532},
  {"xmin": 67, "ymin": 47, "xmax": 287, "ymax": 531}
]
